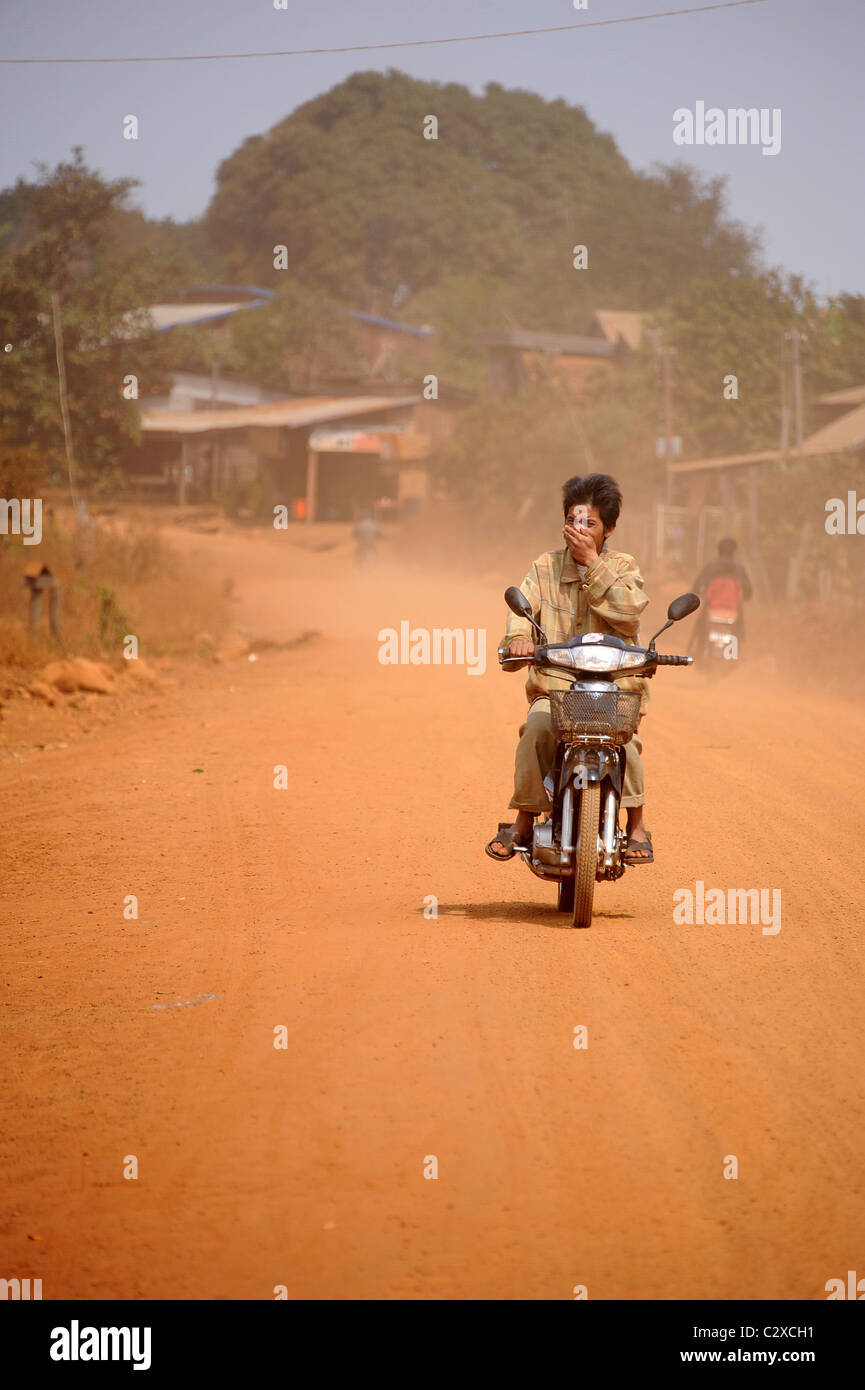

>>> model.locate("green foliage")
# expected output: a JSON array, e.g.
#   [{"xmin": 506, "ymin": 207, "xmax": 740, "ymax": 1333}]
[
  {"xmin": 226, "ymin": 284, "xmax": 370, "ymax": 391},
  {"xmin": 205, "ymin": 70, "xmax": 759, "ymax": 327},
  {"xmin": 109, "ymin": 206, "xmax": 227, "ymax": 291},
  {"xmin": 0, "ymin": 149, "xmax": 179, "ymax": 488},
  {"xmin": 656, "ymin": 274, "xmax": 865, "ymax": 457},
  {"xmin": 431, "ymin": 372, "xmax": 664, "ymax": 513},
  {"xmin": 801, "ymin": 292, "xmax": 865, "ymax": 401},
  {"xmin": 395, "ymin": 272, "xmax": 516, "ymax": 392}
]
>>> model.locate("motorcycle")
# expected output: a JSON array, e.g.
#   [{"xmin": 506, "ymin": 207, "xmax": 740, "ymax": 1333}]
[
  {"xmin": 498, "ymin": 588, "xmax": 700, "ymax": 928},
  {"xmin": 702, "ymin": 604, "xmax": 739, "ymax": 669}
]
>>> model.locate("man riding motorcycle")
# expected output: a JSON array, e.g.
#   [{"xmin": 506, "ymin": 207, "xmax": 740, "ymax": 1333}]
[{"xmin": 485, "ymin": 473, "xmax": 654, "ymax": 866}]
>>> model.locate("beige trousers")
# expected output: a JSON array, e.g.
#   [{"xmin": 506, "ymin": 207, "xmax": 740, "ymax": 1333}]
[{"xmin": 509, "ymin": 697, "xmax": 645, "ymax": 813}]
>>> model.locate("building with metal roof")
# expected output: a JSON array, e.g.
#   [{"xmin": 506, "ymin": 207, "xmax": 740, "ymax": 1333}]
[
  {"xmin": 120, "ymin": 284, "xmax": 438, "ymax": 347},
  {"xmin": 659, "ymin": 388, "xmax": 865, "ymax": 596},
  {"xmin": 477, "ymin": 313, "xmax": 642, "ymax": 394},
  {"xmin": 132, "ymin": 391, "xmax": 425, "ymax": 518},
  {"xmin": 817, "ymin": 383, "xmax": 865, "ymax": 407},
  {"xmin": 140, "ymin": 394, "xmax": 420, "ymax": 437},
  {"xmin": 670, "ymin": 401, "xmax": 865, "ymax": 478}
]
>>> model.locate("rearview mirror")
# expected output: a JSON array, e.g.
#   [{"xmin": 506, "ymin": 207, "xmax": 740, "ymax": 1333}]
[
  {"xmin": 504, "ymin": 584, "xmax": 548, "ymax": 644},
  {"xmin": 668, "ymin": 592, "xmax": 701, "ymax": 622},
  {"xmin": 647, "ymin": 591, "xmax": 701, "ymax": 650},
  {"xmin": 504, "ymin": 586, "xmax": 533, "ymax": 619}
]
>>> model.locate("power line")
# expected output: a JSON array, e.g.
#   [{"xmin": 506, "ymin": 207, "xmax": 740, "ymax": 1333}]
[{"xmin": 0, "ymin": 2, "xmax": 769, "ymax": 65}]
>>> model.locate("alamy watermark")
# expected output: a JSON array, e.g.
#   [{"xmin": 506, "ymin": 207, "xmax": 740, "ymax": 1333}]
[
  {"xmin": 0, "ymin": 497, "xmax": 42, "ymax": 545},
  {"xmin": 673, "ymin": 880, "xmax": 781, "ymax": 935},
  {"xmin": 825, "ymin": 492, "xmax": 865, "ymax": 534},
  {"xmin": 1, "ymin": 1277, "xmax": 42, "ymax": 1299},
  {"xmin": 50, "ymin": 1321, "xmax": 151, "ymax": 1370},
  {"xmin": 825, "ymin": 1269, "xmax": 865, "ymax": 1299},
  {"xmin": 673, "ymin": 102, "xmax": 781, "ymax": 157},
  {"xmin": 378, "ymin": 622, "xmax": 486, "ymax": 676}
]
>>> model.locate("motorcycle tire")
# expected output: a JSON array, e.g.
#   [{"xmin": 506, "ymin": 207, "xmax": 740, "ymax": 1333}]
[{"xmin": 573, "ymin": 782, "xmax": 601, "ymax": 929}]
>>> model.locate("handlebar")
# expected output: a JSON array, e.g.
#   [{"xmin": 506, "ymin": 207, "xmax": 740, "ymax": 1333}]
[{"xmin": 498, "ymin": 648, "xmax": 693, "ymax": 672}]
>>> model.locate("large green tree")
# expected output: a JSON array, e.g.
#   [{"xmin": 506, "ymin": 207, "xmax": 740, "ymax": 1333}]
[
  {"xmin": 0, "ymin": 150, "xmax": 182, "ymax": 491},
  {"xmin": 205, "ymin": 69, "xmax": 759, "ymax": 331}
]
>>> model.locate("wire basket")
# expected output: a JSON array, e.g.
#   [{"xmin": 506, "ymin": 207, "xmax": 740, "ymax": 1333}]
[{"xmin": 549, "ymin": 688, "xmax": 641, "ymax": 744}]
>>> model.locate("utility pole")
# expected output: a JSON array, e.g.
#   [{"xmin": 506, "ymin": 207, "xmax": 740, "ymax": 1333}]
[
  {"xmin": 779, "ymin": 330, "xmax": 791, "ymax": 454},
  {"xmin": 51, "ymin": 292, "xmax": 80, "ymax": 515},
  {"xmin": 781, "ymin": 328, "xmax": 806, "ymax": 452},
  {"xmin": 661, "ymin": 344, "xmax": 675, "ymax": 501},
  {"xmin": 791, "ymin": 327, "xmax": 804, "ymax": 450},
  {"xmin": 646, "ymin": 328, "xmax": 677, "ymax": 501}
]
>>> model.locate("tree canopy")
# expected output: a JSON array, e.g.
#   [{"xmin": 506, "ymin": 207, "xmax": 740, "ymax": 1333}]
[
  {"xmin": 0, "ymin": 150, "xmax": 183, "ymax": 489},
  {"xmin": 205, "ymin": 69, "xmax": 760, "ymax": 328}
]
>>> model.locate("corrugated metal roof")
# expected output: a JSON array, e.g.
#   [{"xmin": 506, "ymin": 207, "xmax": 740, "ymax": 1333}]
[
  {"xmin": 669, "ymin": 449, "xmax": 783, "ymax": 475},
  {"xmin": 797, "ymin": 401, "xmax": 865, "ymax": 454},
  {"xmin": 592, "ymin": 310, "xmax": 644, "ymax": 350},
  {"xmin": 174, "ymin": 286, "xmax": 434, "ymax": 335},
  {"xmin": 671, "ymin": 407, "xmax": 865, "ymax": 474},
  {"xmin": 161, "ymin": 370, "xmax": 287, "ymax": 407},
  {"xmin": 140, "ymin": 394, "xmax": 420, "ymax": 435},
  {"xmin": 147, "ymin": 301, "xmax": 266, "ymax": 332},
  {"xmin": 110, "ymin": 300, "xmax": 267, "ymax": 340},
  {"xmin": 817, "ymin": 383, "xmax": 865, "ymax": 406},
  {"xmin": 128, "ymin": 284, "xmax": 436, "ymax": 339}
]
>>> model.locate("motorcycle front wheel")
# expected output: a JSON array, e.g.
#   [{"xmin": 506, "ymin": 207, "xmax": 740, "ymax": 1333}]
[{"xmin": 573, "ymin": 782, "xmax": 601, "ymax": 929}]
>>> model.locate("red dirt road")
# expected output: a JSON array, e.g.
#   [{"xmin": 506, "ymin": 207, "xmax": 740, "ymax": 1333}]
[{"xmin": 2, "ymin": 525, "xmax": 864, "ymax": 1300}]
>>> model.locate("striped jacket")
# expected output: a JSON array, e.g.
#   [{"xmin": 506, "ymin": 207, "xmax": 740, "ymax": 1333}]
[{"xmin": 500, "ymin": 544, "xmax": 651, "ymax": 712}]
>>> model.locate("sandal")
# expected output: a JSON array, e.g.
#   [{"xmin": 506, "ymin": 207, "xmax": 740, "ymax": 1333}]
[
  {"xmin": 623, "ymin": 831, "xmax": 654, "ymax": 865},
  {"xmin": 485, "ymin": 821, "xmax": 529, "ymax": 861}
]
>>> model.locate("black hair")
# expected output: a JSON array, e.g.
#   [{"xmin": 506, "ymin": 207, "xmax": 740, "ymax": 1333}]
[
  {"xmin": 718, "ymin": 537, "xmax": 737, "ymax": 558},
  {"xmin": 561, "ymin": 473, "xmax": 623, "ymax": 531}
]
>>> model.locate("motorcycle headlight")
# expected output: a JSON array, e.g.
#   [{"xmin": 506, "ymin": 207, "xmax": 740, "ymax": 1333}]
[
  {"xmin": 570, "ymin": 646, "xmax": 625, "ymax": 672},
  {"xmin": 545, "ymin": 647, "xmax": 579, "ymax": 667},
  {"xmin": 546, "ymin": 645, "xmax": 646, "ymax": 672}
]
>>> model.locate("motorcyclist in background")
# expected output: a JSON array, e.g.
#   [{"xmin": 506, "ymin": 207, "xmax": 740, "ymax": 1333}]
[
  {"xmin": 353, "ymin": 510, "xmax": 381, "ymax": 567},
  {"xmin": 689, "ymin": 537, "xmax": 752, "ymax": 654}
]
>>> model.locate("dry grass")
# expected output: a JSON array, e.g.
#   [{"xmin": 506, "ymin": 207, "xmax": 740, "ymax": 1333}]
[{"xmin": 0, "ymin": 503, "xmax": 232, "ymax": 677}]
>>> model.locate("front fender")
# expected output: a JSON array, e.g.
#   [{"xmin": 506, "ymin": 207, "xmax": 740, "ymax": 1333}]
[{"xmin": 559, "ymin": 745, "xmax": 624, "ymax": 796}]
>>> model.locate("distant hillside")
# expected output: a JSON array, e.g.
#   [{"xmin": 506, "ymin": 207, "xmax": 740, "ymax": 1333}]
[
  {"xmin": 5, "ymin": 81, "xmax": 863, "ymax": 482},
  {"xmin": 204, "ymin": 68, "xmax": 760, "ymax": 333}
]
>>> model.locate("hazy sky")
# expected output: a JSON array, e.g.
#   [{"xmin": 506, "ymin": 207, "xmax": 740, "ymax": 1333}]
[{"xmin": 1, "ymin": 0, "xmax": 862, "ymax": 299}]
